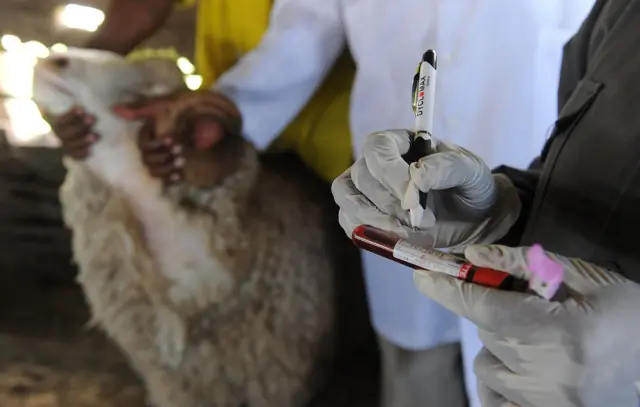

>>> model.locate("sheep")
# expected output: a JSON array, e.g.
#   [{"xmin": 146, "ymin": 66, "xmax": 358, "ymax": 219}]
[{"xmin": 31, "ymin": 48, "xmax": 339, "ymax": 407}]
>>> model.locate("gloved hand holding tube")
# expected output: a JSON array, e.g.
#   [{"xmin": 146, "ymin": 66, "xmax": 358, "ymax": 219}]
[{"xmin": 414, "ymin": 244, "xmax": 640, "ymax": 407}]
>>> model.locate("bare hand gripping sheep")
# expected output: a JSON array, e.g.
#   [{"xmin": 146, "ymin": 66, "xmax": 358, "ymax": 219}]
[{"xmin": 32, "ymin": 48, "xmax": 338, "ymax": 407}]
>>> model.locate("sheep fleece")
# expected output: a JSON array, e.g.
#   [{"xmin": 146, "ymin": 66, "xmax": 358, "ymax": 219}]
[{"xmin": 61, "ymin": 133, "xmax": 336, "ymax": 407}]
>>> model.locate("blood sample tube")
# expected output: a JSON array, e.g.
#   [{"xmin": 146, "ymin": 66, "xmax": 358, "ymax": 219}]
[{"xmin": 351, "ymin": 224, "xmax": 529, "ymax": 292}]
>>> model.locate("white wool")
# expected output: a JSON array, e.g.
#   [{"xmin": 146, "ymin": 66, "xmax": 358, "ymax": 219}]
[{"xmin": 33, "ymin": 48, "xmax": 235, "ymax": 362}]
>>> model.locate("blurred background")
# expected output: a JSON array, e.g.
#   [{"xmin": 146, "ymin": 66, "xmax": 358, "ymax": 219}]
[{"xmin": 0, "ymin": 0, "xmax": 199, "ymax": 147}]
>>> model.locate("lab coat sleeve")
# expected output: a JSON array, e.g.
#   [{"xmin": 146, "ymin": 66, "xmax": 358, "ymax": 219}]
[
  {"xmin": 491, "ymin": 165, "xmax": 540, "ymax": 246},
  {"xmin": 491, "ymin": 1, "xmax": 607, "ymax": 245},
  {"xmin": 211, "ymin": 0, "xmax": 346, "ymax": 150},
  {"xmin": 557, "ymin": 0, "xmax": 607, "ymax": 114}
]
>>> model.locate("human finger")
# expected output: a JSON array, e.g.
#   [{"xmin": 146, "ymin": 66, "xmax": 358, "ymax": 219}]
[
  {"xmin": 474, "ymin": 348, "xmax": 548, "ymax": 407},
  {"xmin": 331, "ymin": 169, "xmax": 412, "ymax": 239},
  {"xmin": 113, "ymin": 96, "xmax": 172, "ymax": 120},
  {"xmin": 62, "ymin": 134, "xmax": 97, "ymax": 158},
  {"xmin": 412, "ymin": 269, "xmax": 561, "ymax": 335},
  {"xmin": 464, "ymin": 245, "xmax": 532, "ymax": 280},
  {"xmin": 361, "ymin": 129, "xmax": 413, "ymax": 202},
  {"xmin": 351, "ymin": 158, "xmax": 414, "ymax": 225},
  {"xmin": 477, "ymin": 381, "xmax": 520, "ymax": 407},
  {"xmin": 55, "ymin": 119, "xmax": 95, "ymax": 144},
  {"xmin": 186, "ymin": 116, "xmax": 226, "ymax": 150},
  {"xmin": 149, "ymin": 162, "xmax": 182, "ymax": 181},
  {"xmin": 42, "ymin": 106, "xmax": 85, "ymax": 127},
  {"xmin": 409, "ymin": 150, "xmax": 482, "ymax": 192}
]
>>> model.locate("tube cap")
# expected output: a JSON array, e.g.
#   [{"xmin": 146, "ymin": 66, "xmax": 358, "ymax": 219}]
[{"xmin": 527, "ymin": 244, "xmax": 564, "ymax": 300}]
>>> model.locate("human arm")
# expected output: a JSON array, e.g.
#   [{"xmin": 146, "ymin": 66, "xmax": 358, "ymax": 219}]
[
  {"xmin": 114, "ymin": 0, "xmax": 346, "ymax": 183},
  {"xmin": 413, "ymin": 244, "xmax": 640, "ymax": 407},
  {"xmin": 557, "ymin": 0, "xmax": 607, "ymax": 114},
  {"xmin": 84, "ymin": 0, "xmax": 175, "ymax": 56},
  {"xmin": 489, "ymin": 0, "xmax": 609, "ymax": 244},
  {"xmin": 212, "ymin": 0, "xmax": 346, "ymax": 150}
]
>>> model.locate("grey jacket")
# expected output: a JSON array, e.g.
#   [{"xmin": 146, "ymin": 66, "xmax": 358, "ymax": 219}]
[{"xmin": 497, "ymin": 0, "xmax": 640, "ymax": 282}]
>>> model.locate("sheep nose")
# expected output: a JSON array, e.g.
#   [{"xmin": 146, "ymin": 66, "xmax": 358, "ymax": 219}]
[{"xmin": 48, "ymin": 56, "xmax": 69, "ymax": 70}]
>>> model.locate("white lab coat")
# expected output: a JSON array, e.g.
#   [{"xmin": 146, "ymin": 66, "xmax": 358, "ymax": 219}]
[{"xmin": 215, "ymin": 0, "xmax": 595, "ymax": 405}]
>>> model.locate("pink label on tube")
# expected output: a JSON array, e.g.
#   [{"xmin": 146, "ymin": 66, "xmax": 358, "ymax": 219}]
[{"xmin": 527, "ymin": 244, "xmax": 564, "ymax": 300}]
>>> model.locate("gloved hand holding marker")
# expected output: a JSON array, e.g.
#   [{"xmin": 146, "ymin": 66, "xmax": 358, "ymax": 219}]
[
  {"xmin": 350, "ymin": 48, "xmax": 566, "ymax": 302},
  {"xmin": 352, "ymin": 224, "xmax": 566, "ymax": 301}
]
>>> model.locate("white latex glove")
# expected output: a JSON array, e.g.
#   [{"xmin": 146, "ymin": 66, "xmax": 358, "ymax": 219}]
[
  {"xmin": 331, "ymin": 129, "xmax": 521, "ymax": 249},
  {"xmin": 414, "ymin": 244, "xmax": 640, "ymax": 407}
]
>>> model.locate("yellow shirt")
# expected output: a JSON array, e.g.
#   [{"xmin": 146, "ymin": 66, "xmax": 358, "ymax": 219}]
[{"xmin": 179, "ymin": 0, "xmax": 354, "ymax": 181}]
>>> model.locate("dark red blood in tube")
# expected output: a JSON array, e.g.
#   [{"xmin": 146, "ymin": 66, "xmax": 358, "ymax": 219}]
[
  {"xmin": 351, "ymin": 225, "xmax": 417, "ymax": 268},
  {"xmin": 351, "ymin": 225, "xmax": 529, "ymax": 292}
]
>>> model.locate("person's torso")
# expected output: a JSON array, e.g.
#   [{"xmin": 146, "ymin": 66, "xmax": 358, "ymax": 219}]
[
  {"xmin": 194, "ymin": 0, "xmax": 355, "ymax": 182},
  {"xmin": 343, "ymin": 0, "xmax": 593, "ymax": 169},
  {"xmin": 521, "ymin": 0, "xmax": 640, "ymax": 282}
]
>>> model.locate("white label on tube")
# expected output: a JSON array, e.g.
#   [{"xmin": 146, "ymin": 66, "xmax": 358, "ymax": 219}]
[{"xmin": 393, "ymin": 240, "xmax": 466, "ymax": 278}]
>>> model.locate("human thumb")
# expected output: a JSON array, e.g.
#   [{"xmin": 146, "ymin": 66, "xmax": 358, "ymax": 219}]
[
  {"xmin": 192, "ymin": 117, "xmax": 224, "ymax": 150},
  {"xmin": 464, "ymin": 245, "xmax": 532, "ymax": 280},
  {"xmin": 412, "ymin": 269, "xmax": 470, "ymax": 314},
  {"xmin": 112, "ymin": 98, "xmax": 167, "ymax": 120},
  {"xmin": 412, "ymin": 266, "xmax": 547, "ymax": 333}
]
